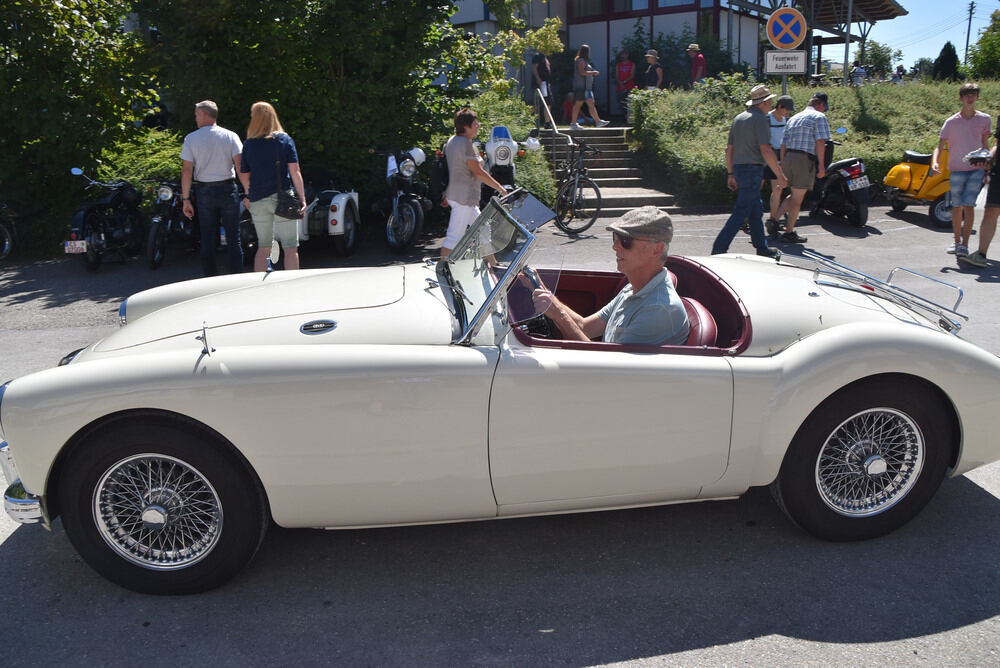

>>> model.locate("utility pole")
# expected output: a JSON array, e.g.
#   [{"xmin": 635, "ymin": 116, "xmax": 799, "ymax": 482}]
[{"xmin": 965, "ymin": 1, "xmax": 976, "ymax": 65}]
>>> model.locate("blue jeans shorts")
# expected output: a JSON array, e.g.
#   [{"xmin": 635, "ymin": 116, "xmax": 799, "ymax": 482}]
[{"xmin": 949, "ymin": 169, "xmax": 986, "ymax": 207}]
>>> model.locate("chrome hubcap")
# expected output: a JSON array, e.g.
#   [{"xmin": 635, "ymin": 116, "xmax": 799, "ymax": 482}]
[
  {"xmin": 815, "ymin": 408, "xmax": 924, "ymax": 517},
  {"xmin": 94, "ymin": 454, "xmax": 223, "ymax": 570}
]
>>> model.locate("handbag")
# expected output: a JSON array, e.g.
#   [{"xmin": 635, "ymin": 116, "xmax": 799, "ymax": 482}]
[{"xmin": 272, "ymin": 138, "xmax": 302, "ymax": 219}]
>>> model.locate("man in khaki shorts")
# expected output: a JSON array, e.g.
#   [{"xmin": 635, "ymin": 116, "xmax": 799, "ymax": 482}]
[{"xmin": 773, "ymin": 92, "xmax": 832, "ymax": 244}]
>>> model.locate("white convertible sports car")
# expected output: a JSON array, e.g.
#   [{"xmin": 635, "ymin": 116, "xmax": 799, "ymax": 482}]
[{"xmin": 2, "ymin": 191, "xmax": 999, "ymax": 594}]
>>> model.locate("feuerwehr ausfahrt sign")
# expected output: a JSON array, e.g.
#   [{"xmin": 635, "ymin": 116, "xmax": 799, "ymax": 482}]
[{"xmin": 765, "ymin": 7, "xmax": 807, "ymax": 75}]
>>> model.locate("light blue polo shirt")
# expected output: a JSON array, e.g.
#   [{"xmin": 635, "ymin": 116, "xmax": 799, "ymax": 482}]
[{"xmin": 598, "ymin": 268, "xmax": 689, "ymax": 345}]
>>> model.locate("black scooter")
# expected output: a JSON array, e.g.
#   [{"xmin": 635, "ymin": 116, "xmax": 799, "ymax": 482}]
[{"xmin": 809, "ymin": 127, "xmax": 872, "ymax": 227}]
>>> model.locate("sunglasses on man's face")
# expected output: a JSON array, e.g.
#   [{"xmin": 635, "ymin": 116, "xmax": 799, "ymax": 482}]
[{"xmin": 613, "ymin": 232, "xmax": 642, "ymax": 249}]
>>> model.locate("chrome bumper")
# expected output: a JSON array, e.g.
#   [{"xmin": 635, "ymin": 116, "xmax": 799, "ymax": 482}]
[{"xmin": 1, "ymin": 441, "xmax": 43, "ymax": 525}]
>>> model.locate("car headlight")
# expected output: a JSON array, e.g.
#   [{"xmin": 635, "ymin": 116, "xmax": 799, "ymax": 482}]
[
  {"xmin": 495, "ymin": 146, "xmax": 512, "ymax": 163},
  {"xmin": 399, "ymin": 158, "xmax": 417, "ymax": 177},
  {"xmin": 157, "ymin": 185, "xmax": 174, "ymax": 201}
]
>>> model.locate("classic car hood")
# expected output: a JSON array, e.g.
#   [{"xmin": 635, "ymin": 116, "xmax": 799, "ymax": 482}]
[
  {"xmin": 696, "ymin": 254, "xmax": 946, "ymax": 356},
  {"xmin": 90, "ymin": 265, "xmax": 453, "ymax": 353}
]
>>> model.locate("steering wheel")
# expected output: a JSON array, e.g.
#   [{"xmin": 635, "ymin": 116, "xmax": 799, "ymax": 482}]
[{"xmin": 515, "ymin": 265, "xmax": 562, "ymax": 338}]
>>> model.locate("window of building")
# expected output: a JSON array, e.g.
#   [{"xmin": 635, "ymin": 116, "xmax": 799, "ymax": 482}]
[{"xmin": 613, "ymin": 0, "xmax": 651, "ymax": 10}]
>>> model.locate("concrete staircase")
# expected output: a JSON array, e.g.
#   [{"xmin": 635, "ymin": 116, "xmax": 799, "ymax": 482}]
[{"xmin": 540, "ymin": 126, "xmax": 676, "ymax": 219}]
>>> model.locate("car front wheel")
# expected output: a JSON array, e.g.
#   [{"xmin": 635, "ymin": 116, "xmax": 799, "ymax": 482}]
[
  {"xmin": 771, "ymin": 377, "xmax": 953, "ymax": 541},
  {"xmin": 58, "ymin": 416, "xmax": 268, "ymax": 594}
]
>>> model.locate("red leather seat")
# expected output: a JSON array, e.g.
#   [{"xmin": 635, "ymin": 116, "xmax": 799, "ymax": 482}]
[{"xmin": 681, "ymin": 297, "xmax": 718, "ymax": 347}]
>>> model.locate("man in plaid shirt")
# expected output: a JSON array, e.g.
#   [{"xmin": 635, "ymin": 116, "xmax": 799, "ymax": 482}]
[{"xmin": 771, "ymin": 92, "xmax": 832, "ymax": 244}]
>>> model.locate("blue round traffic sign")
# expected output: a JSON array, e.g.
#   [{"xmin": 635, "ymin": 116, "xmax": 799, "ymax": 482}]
[{"xmin": 767, "ymin": 8, "xmax": 807, "ymax": 50}]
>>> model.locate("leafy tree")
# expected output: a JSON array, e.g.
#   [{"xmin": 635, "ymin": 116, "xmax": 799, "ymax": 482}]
[
  {"xmin": 0, "ymin": 0, "xmax": 155, "ymax": 254},
  {"xmin": 853, "ymin": 40, "xmax": 902, "ymax": 77},
  {"xmin": 969, "ymin": 10, "xmax": 1000, "ymax": 79},
  {"xmin": 912, "ymin": 58, "xmax": 935, "ymax": 79},
  {"xmin": 136, "ymin": 0, "xmax": 556, "ymax": 198},
  {"xmin": 933, "ymin": 41, "xmax": 962, "ymax": 81}
]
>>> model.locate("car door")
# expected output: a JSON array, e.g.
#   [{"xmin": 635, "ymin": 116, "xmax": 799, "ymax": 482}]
[{"xmin": 488, "ymin": 343, "xmax": 734, "ymax": 514}]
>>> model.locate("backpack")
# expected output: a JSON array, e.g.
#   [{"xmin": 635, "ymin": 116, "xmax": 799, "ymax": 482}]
[{"xmin": 430, "ymin": 147, "xmax": 449, "ymax": 202}]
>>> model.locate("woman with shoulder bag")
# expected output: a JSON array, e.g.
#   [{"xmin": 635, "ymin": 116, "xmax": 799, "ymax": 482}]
[{"xmin": 239, "ymin": 101, "xmax": 307, "ymax": 271}]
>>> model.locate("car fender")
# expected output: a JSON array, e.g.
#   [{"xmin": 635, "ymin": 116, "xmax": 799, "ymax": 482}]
[
  {"xmin": 702, "ymin": 321, "xmax": 1000, "ymax": 498},
  {"xmin": 329, "ymin": 191, "xmax": 358, "ymax": 237}
]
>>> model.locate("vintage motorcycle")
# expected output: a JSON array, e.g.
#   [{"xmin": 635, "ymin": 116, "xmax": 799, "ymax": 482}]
[
  {"xmin": 478, "ymin": 126, "xmax": 541, "ymax": 208},
  {"xmin": 0, "ymin": 201, "xmax": 16, "ymax": 262},
  {"xmin": 146, "ymin": 180, "xmax": 197, "ymax": 269},
  {"xmin": 809, "ymin": 128, "xmax": 873, "ymax": 227},
  {"xmin": 66, "ymin": 168, "xmax": 145, "ymax": 271},
  {"xmin": 373, "ymin": 148, "xmax": 431, "ymax": 250},
  {"xmin": 882, "ymin": 146, "xmax": 953, "ymax": 228}
]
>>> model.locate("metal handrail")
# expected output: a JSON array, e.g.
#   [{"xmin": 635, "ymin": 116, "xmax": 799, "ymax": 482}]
[{"xmin": 534, "ymin": 89, "xmax": 574, "ymax": 167}]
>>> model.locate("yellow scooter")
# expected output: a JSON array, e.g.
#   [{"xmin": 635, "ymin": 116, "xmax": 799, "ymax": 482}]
[{"xmin": 882, "ymin": 147, "xmax": 951, "ymax": 227}]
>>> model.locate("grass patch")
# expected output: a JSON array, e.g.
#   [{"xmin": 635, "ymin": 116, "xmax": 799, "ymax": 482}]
[{"xmin": 631, "ymin": 78, "xmax": 1000, "ymax": 206}]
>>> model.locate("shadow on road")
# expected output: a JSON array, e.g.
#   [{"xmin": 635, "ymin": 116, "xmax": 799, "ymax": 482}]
[{"xmin": 2, "ymin": 476, "xmax": 997, "ymax": 664}]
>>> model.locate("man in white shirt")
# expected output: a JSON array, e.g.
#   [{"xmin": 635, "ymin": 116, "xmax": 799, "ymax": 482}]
[{"xmin": 180, "ymin": 100, "xmax": 244, "ymax": 275}]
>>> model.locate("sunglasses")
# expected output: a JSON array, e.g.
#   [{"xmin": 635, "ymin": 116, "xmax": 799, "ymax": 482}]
[{"xmin": 613, "ymin": 232, "xmax": 643, "ymax": 249}]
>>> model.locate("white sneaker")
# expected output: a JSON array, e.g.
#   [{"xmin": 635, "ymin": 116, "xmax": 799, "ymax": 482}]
[
  {"xmin": 569, "ymin": 123, "xmax": 582, "ymax": 130},
  {"xmin": 946, "ymin": 241, "xmax": 959, "ymax": 254},
  {"xmin": 596, "ymin": 119, "xmax": 610, "ymax": 127}
]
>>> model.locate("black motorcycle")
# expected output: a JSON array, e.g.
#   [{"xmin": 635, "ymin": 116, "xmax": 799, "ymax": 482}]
[
  {"xmin": 373, "ymin": 148, "xmax": 431, "ymax": 250},
  {"xmin": 66, "ymin": 168, "xmax": 146, "ymax": 271},
  {"xmin": 146, "ymin": 180, "xmax": 196, "ymax": 269},
  {"xmin": 809, "ymin": 128, "xmax": 872, "ymax": 227},
  {"xmin": 0, "ymin": 201, "xmax": 16, "ymax": 262},
  {"xmin": 147, "ymin": 182, "xmax": 256, "ymax": 268}
]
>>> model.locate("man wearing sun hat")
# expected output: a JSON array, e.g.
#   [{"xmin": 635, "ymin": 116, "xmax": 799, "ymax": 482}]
[
  {"xmin": 687, "ymin": 43, "xmax": 707, "ymax": 85},
  {"xmin": 711, "ymin": 84, "xmax": 786, "ymax": 258},
  {"xmin": 531, "ymin": 206, "xmax": 689, "ymax": 346}
]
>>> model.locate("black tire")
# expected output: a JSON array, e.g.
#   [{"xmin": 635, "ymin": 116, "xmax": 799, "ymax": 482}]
[
  {"xmin": 240, "ymin": 213, "xmax": 257, "ymax": 266},
  {"xmin": 333, "ymin": 203, "xmax": 358, "ymax": 256},
  {"xmin": 0, "ymin": 222, "xmax": 11, "ymax": 261},
  {"xmin": 124, "ymin": 210, "xmax": 145, "ymax": 255},
  {"xmin": 386, "ymin": 197, "xmax": 423, "ymax": 249},
  {"xmin": 849, "ymin": 200, "xmax": 868, "ymax": 227},
  {"xmin": 146, "ymin": 220, "xmax": 168, "ymax": 269},
  {"xmin": 890, "ymin": 197, "xmax": 907, "ymax": 212},
  {"xmin": 771, "ymin": 377, "xmax": 953, "ymax": 542},
  {"xmin": 929, "ymin": 194, "xmax": 952, "ymax": 228},
  {"xmin": 554, "ymin": 177, "xmax": 601, "ymax": 234},
  {"xmin": 81, "ymin": 212, "xmax": 102, "ymax": 272},
  {"xmin": 58, "ymin": 416, "xmax": 268, "ymax": 595}
]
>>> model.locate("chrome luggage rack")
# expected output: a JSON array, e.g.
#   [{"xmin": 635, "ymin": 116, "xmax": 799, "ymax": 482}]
[{"xmin": 791, "ymin": 250, "xmax": 968, "ymax": 334}]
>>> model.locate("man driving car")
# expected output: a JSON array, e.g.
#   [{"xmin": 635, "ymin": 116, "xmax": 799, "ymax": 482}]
[{"xmin": 531, "ymin": 206, "xmax": 689, "ymax": 346}]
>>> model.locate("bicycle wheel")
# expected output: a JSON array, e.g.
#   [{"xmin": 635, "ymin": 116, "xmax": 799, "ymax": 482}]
[{"xmin": 554, "ymin": 177, "xmax": 601, "ymax": 234}]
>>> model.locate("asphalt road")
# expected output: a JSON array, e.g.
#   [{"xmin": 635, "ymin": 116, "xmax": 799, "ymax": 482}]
[{"xmin": 1, "ymin": 205, "xmax": 998, "ymax": 666}]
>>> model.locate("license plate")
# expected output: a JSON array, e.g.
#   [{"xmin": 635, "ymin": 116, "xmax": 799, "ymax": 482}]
[
  {"xmin": 847, "ymin": 175, "xmax": 870, "ymax": 191},
  {"xmin": 64, "ymin": 240, "xmax": 87, "ymax": 254}
]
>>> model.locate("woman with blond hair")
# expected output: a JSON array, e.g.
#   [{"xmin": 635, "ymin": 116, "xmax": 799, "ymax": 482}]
[{"xmin": 238, "ymin": 102, "xmax": 307, "ymax": 271}]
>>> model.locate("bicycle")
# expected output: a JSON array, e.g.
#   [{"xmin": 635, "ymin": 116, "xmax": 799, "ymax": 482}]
[{"xmin": 554, "ymin": 138, "xmax": 602, "ymax": 234}]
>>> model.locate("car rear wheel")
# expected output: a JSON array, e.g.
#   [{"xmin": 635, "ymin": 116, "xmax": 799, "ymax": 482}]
[
  {"xmin": 771, "ymin": 377, "xmax": 952, "ymax": 541},
  {"xmin": 58, "ymin": 416, "xmax": 268, "ymax": 594}
]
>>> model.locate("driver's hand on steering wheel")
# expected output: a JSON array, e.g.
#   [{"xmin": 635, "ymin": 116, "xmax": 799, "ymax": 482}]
[{"xmin": 531, "ymin": 288, "xmax": 555, "ymax": 314}]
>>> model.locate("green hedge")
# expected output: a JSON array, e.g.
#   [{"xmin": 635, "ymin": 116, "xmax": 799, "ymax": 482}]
[{"xmin": 630, "ymin": 76, "xmax": 1000, "ymax": 206}]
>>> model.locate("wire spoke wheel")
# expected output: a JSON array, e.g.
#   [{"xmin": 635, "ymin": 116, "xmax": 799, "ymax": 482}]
[
  {"xmin": 815, "ymin": 408, "xmax": 924, "ymax": 517},
  {"xmin": 94, "ymin": 454, "xmax": 223, "ymax": 570},
  {"xmin": 555, "ymin": 178, "xmax": 601, "ymax": 234}
]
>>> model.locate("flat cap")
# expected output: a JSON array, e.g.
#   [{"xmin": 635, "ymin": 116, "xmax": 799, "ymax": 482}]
[{"xmin": 607, "ymin": 206, "xmax": 673, "ymax": 244}]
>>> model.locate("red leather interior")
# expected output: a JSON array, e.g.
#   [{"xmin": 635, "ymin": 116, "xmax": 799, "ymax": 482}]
[{"xmin": 681, "ymin": 297, "xmax": 718, "ymax": 347}]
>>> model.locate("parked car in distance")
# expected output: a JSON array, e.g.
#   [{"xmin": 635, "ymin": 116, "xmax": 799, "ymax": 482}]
[{"xmin": 3, "ymin": 190, "xmax": 999, "ymax": 594}]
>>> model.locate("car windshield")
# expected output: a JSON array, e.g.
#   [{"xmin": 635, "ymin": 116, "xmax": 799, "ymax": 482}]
[{"xmin": 440, "ymin": 191, "xmax": 555, "ymax": 344}]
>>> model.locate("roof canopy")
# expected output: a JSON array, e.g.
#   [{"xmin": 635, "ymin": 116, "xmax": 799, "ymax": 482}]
[{"xmin": 728, "ymin": 0, "xmax": 908, "ymax": 42}]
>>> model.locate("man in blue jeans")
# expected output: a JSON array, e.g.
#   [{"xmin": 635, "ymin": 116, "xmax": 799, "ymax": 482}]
[
  {"xmin": 712, "ymin": 85, "xmax": 787, "ymax": 258},
  {"xmin": 180, "ymin": 100, "xmax": 245, "ymax": 275}
]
